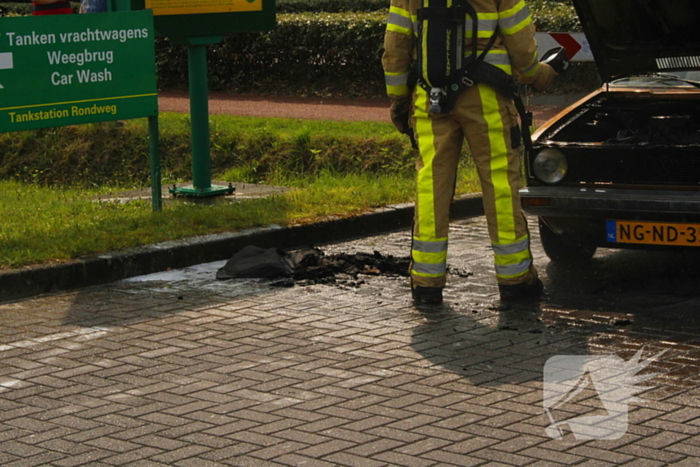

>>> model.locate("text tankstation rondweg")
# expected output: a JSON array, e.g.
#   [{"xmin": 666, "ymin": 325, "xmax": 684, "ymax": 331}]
[{"xmin": 0, "ymin": 11, "xmax": 158, "ymax": 133}]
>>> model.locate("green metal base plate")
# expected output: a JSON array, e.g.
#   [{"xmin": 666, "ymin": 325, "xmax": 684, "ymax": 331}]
[{"xmin": 169, "ymin": 184, "xmax": 235, "ymax": 198}]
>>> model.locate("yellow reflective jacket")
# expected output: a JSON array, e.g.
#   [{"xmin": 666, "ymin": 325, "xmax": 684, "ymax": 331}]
[{"xmin": 382, "ymin": 0, "xmax": 541, "ymax": 99}]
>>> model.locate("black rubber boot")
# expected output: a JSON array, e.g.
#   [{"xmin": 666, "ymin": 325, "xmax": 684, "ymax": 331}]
[
  {"xmin": 412, "ymin": 286, "xmax": 444, "ymax": 305},
  {"xmin": 498, "ymin": 277, "xmax": 543, "ymax": 301}
]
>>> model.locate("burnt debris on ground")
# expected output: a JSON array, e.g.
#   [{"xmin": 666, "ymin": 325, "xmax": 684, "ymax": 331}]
[
  {"xmin": 216, "ymin": 246, "xmax": 410, "ymax": 287},
  {"xmin": 217, "ymin": 246, "xmax": 473, "ymax": 289},
  {"xmin": 277, "ymin": 249, "xmax": 412, "ymax": 288}
]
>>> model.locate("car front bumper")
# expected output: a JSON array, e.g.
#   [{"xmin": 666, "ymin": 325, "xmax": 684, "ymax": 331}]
[{"xmin": 520, "ymin": 187, "xmax": 700, "ymax": 221}]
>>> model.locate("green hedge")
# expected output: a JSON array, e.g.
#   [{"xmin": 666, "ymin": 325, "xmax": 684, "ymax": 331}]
[
  {"xmin": 277, "ymin": 0, "xmax": 388, "ymax": 13},
  {"xmin": 154, "ymin": 0, "xmax": 584, "ymax": 96},
  {"xmin": 528, "ymin": 0, "xmax": 580, "ymax": 32},
  {"xmin": 2, "ymin": 0, "xmax": 575, "ymax": 14},
  {"xmin": 154, "ymin": 12, "xmax": 390, "ymax": 96},
  {"xmin": 1, "ymin": 1, "xmax": 595, "ymax": 97},
  {"xmin": 156, "ymin": 8, "xmax": 590, "ymax": 97},
  {"xmin": 196, "ymin": 12, "xmax": 388, "ymax": 96}
]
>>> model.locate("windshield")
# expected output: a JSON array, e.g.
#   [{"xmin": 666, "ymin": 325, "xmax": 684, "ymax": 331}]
[{"xmin": 611, "ymin": 71, "xmax": 700, "ymax": 88}]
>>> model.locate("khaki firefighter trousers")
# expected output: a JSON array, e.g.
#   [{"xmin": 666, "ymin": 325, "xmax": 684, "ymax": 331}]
[{"xmin": 410, "ymin": 83, "xmax": 537, "ymax": 289}]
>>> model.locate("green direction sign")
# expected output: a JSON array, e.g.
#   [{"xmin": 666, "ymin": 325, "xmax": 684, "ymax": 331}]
[{"xmin": 0, "ymin": 10, "xmax": 158, "ymax": 133}]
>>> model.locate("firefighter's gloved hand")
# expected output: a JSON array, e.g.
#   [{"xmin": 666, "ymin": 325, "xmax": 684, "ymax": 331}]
[
  {"xmin": 390, "ymin": 97, "xmax": 418, "ymax": 149},
  {"xmin": 390, "ymin": 97, "xmax": 412, "ymax": 135},
  {"xmin": 531, "ymin": 63, "xmax": 558, "ymax": 91}
]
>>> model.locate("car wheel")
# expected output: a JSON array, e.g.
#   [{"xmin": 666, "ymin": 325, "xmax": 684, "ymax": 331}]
[{"xmin": 538, "ymin": 217, "xmax": 597, "ymax": 263}]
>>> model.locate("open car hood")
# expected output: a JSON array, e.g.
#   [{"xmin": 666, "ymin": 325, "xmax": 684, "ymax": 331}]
[{"xmin": 572, "ymin": 0, "xmax": 700, "ymax": 82}]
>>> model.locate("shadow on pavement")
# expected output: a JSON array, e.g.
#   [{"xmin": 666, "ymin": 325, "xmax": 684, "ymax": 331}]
[
  {"xmin": 408, "ymin": 248, "xmax": 700, "ymax": 390},
  {"xmin": 543, "ymin": 248, "xmax": 700, "ymax": 333},
  {"xmin": 409, "ymin": 301, "xmax": 577, "ymax": 388}
]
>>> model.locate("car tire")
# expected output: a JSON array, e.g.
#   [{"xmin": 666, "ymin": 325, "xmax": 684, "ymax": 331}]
[{"xmin": 538, "ymin": 217, "xmax": 597, "ymax": 263}]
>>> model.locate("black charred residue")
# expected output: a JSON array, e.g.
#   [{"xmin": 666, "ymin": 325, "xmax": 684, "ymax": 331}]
[{"xmin": 283, "ymin": 249, "xmax": 411, "ymax": 286}]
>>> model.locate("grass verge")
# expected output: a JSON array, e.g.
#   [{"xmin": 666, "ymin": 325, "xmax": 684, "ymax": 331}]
[
  {"xmin": 0, "ymin": 175, "xmax": 409, "ymax": 269},
  {"xmin": 0, "ymin": 114, "xmax": 482, "ymax": 270}
]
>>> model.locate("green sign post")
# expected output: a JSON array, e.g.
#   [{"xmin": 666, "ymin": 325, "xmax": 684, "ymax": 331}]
[
  {"xmin": 0, "ymin": 10, "xmax": 163, "ymax": 210},
  {"xmin": 132, "ymin": 0, "xmax": 276, "ymax": 197}
]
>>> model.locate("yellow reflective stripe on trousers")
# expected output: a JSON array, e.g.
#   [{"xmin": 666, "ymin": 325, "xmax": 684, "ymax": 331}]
[
  {"xmin": 412, "ymin": 87, "xmax": 446, "ymax": 279},
  {"xmin": 413, "ymin": 238, "xmax": 448, "ymax": 253},
  {"xmin": 414, "ymin": 86, "xmax": 437, "ymax": 240},
  {"xmin": 493, "ymin": 235, "xmax": 532, "ymax": 279},
  {"xmin": 411, "ymin": 247, "xmax": 447, "ymax": 277},
  {"xmin": 412, "ymin": 239, "xmax": 448, "ymax": 276},
  {"xmin": 478, "ymin": 84, "xmax": 516, "ymax": 244},
  {"xmin": 495, "ymin": 258, "xmax": 531, "ymax": 279},
  {"xmin": 411, "ymin": 253, "xmax": 447, "ymax": 277}
]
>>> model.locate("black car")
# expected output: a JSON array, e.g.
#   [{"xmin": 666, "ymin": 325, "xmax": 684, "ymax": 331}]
[{"xmin": 520, "ymin": 0, "xmax": 700, "ymax": 262}]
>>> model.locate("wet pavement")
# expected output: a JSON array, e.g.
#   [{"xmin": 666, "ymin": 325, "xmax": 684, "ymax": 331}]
[{"xmin": 1, "ymin": 215, "xmax": 699, "ymax": 466}]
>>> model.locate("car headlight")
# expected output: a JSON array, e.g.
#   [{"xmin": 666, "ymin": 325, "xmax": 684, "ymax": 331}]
[{"xmin": 533, "ymin": 148, "xmax": 567, "ymax": 184}]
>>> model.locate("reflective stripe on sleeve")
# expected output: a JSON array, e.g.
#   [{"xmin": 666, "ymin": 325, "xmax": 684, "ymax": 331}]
[
  {"xmin": 387, "ymin": 6, "xmax": 413, "ymax": 36},
  {"xmin": 499, "ymin": 0, "xmax": 532, "ymax": 36},
  {"xmin": 518, "ymin": 53, "xmax": 540, "ymax": 78},
  {"xmin": 482, "ymin": 50, "xmax": 512, "ymax": 74},
  {"xmin": 465, "ymin": 16, "xmax": 498, "ymax": 38},
  {"xmin": 387, "ymin": 84, "xmax": 409, "ymax": 97},
  {"xmin": 385, "ymin": 70, "xmax": 410, "ymax": 97},
  {"xmin": 385, "ymin": 71, "xmax": 409, "ymax": 87},
  {"xmin": 462, "ymin": 50, "xmax": 512, "ymax": 74}
]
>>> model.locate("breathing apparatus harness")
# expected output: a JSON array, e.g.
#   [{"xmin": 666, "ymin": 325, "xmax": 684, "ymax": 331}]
[{"xmin": 415, "ymin": 0, "xmax": 533, "ymax": 151}]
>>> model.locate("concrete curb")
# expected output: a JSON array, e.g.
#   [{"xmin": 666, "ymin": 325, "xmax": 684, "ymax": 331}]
[{"xmin": 0, "ymin": 194, "xmax": 484, "ymax": 303}]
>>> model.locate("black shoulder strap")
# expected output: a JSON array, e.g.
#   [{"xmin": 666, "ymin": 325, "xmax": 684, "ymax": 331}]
[{"xmin": 417, "ymin": 0, "xmax": 502, "ymax": 113}]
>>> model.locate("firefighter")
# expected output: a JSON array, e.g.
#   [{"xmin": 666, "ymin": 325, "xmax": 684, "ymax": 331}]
[{"xmin": 382, "ymin": 0, "xmax": 557, "ymax": 304}]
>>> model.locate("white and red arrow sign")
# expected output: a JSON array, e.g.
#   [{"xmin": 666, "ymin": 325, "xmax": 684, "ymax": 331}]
[
  {"xmin": 0, "ymin": 52, "xmax": 13, "ymax": 89},
  {"xmin": 536, "ymin": 32, "xmax": 593, "ymax": 62}
]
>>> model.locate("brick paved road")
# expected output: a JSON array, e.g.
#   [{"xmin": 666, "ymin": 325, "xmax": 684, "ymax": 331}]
[{"xmin": 1, "ymin": 216, "xmax": 699, "ymax": 466}]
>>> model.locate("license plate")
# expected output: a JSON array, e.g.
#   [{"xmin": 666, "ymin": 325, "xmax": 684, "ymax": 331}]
[{"xmin": 606, "ymin": 220, "xmax": 700, "ymax": 246}]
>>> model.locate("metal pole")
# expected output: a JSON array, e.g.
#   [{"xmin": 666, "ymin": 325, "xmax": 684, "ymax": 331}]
[
  {"xmin": 169, "ymin": 36, "xmax": 231, "ymax": 198},
  {"xmin": 149, "ymin": 116, "xmax": 162, "ymax": 212},
  {"xmin": 187, "ymin": 44, "xmax": 212, "ymax": 192}
]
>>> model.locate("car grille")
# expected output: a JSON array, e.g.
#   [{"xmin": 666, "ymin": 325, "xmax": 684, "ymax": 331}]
[{"xmin": 555, "ymin": 147, "xmax": 700, "ymax": 187}]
